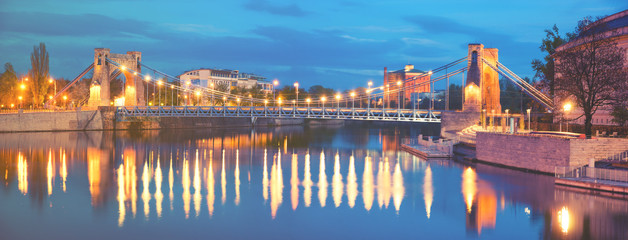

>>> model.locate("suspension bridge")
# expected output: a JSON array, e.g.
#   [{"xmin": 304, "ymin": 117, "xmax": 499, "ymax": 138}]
[{"xmin": 48, "ymin": 44, "xmax": 553, "ymax": 124}]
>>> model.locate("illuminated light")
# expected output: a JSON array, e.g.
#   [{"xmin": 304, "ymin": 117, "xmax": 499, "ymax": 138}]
[
  {"xmin": 186, "ymin": 81, "xmax": 191, "ymax": 86},
  {"xmin": 397, "ymin": 80, "xmax": 402, "ymax": 86},
  {"xmin": 563, "ymin": 103, "xmax": 572, "ymax": 112},
  {"xmin": 157, "ymin": 80, "xmax": 163, "ymax": 85},
  {"xmin": 318, "ymin": 150, "xmax": 328, "ymax": 207},
  {"xmin": 207, "ymin": 151, "xmax": 215, "ymax": 217},
  {"xmin": 263, "ymin": 148, "xmax": 269, "ymax": 202},
  {"xmin": 424, "ymin": 165, "xmax": 433, "ymax": 219},
  {"xmin": 368, "ymin": 81, "xmax": 373, "ymax": 86},
  {"xmin": 182, "ymin": 156, "xmax": 191, "ymax": 219},
  {"xmin": 10, "ymin": 104, "xmax": 14, "ymax": 108},
  {"xmin": 428, "ymin": 70, "xmax": 433, "ymax": 75},
  {"xmin": 392, "ymin": 161, "xmax": 404, "ymax": 213},
  {"xmin": 469, "ymin": 85, "xmax": 473, "ymax": 90},
  {"xmin": 117, "ymin": 163, "xmax": 126, "ymax": 227},
  {"xmin": 62, "ymin": 95, "xmax": 67, "ymax": 100},
  {"xmin": 141, "ymin": 159, "xmax": 151, "ymax": 219},
  {"xmin": 264, "ymin": 99, "xmax": 269, "ymax": 104},
  {"xmin": 321, "ymin": 96, "xmax": 326, "ymax": 102},
  {"xmin": 306, "ymin": 98, "xmax": 311, "ymax": 103},
  {"xmin": 210, "ymin": 83, "xmax": 215, "ymax": 88},
  {"xmin": 221, "ymin": 149, "xmax": 226, "ymax": 205},
  {"xmin": 47, "ymin": 152, "xmax": 53, "ymax": 196},
  {"xmin": 145, "ymin": 76, "xmax": 151, "ymax": 81},
  {"xmin": 462, "ymin": 167, "xmax": 477, "ymax": 213},
  {"xmin": 350, "ymin": 92, "xmax": 355, "ymax": 97},
  {"xmin": 234, "ymin": 149, "xmax": 240, "ymax": 206},
  {"xmin": 377, "ymin": 157, "xmax": 392, "ymax": 209},
  {"xmin": 303, "ymin": 151, "xmax": 312, "ymax": 207},
  {"xmin": 133, "ymin": 72, "xmax": 137, "ymax": 76},
  {"xmin": 524, "ymin": 207, "xmax": 530, "ymax": 215},
  {"xmin": 335, "ymin": 94, "xmax": 341, "ymax": 100},
  {"xmin": 273, "ymin": 79, "xmax": 279, "ymax": 86},
  {"xmin": 194, "ymin": 150, "xmax": 202, "ymax": 216},
  {"xmin": 169, "ymin": 159, "xmax": 174, "ymax": 211},
  {"xmin": 294, "ymin": 82, "xmax": 299, "ymax": 87},
  {"xmin": 558, "ymin": 206, "xmax": 570, "ymax": 234},
  {"xmin": 155, "ymin": 157, "xmax": 163, "ymax": 218},
  {"xmin": 120, "ymin": 65, "xmax": 127, "ymax": 71},
  {"xmin": 49, "ymin": 78, "xmax": 53, "ymax": 83},
  {"xmin": 346, "ymin": 155, "xmax": 358, "ymax": 208},
  {"xmin": 61, "ymin": 151, "xmax": 67, "ymax": 192},
  {"xmin": 170, "ymin": 85, "xmax": 174, "ymax": 89},
  {"xmin": 237, "ymin": 98, "xmax": 241, "ymax": 102},
  {"xmin": 114, "ymin": 97, "xmax": 125, "ymax": 106},
  {"xmin": 362, "ymin": 155, "xmax": 374, "ymax": 211},
  {"xmin": 18, "ymin": 96, "xmax": 22, "ymax": 101},
  {"xmin": 291, "ymin": 153, "xmax": 299, "ymax": 210},
  {"xmin": 49, "ymin": 95, "xmax": 53, "ymax": 100},
  {"xmin": 270, "ymin": 149, "xmax": 284, "ymax": 219},
  {"xmin": 332, "ymin": 152, "xmax": 343, "ymax": 207},
  {"xmin": 160, "ymin": 103, "xmax": 164, "ymax": 106},
  {"xmin": 20, "ymin": 84, "xmax": 26, "ymax": 90},
  {"xmin": 222, "ymin": 96, "xmax": 226, "ymax": 100},
  {"xmin": 18, "ymin": 152, "xmax": 28, "ymax": 195}
]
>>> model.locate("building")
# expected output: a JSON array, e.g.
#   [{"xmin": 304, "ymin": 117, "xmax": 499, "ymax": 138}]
[
  {"xmin": 555, "ymin": 10, "xmax": 628, "ymax": 126},
  {"xmin": 383, "ymin": 64, "xmax": 431, "ymax": 108},
  {"xmin": 178, "ymin": 68, "xmax": 272, "ymax": 93}
]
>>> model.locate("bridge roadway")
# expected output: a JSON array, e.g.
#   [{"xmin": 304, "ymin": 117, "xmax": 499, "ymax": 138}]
[{"xmin": 116, "ymin": 106, "xmax": 441, "ymax": 123}]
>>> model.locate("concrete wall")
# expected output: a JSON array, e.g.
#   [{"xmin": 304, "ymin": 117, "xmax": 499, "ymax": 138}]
[
  {"xmin": 476, "ymin": 132, "xmax": 628, "ymax": 173},
  {"xmin": 440, "ymin": 111, "xmax": 480, "ymax": 139},
  {"xmin": 0, "ymin": 110, "xmax": 103, "ymax": 132}
]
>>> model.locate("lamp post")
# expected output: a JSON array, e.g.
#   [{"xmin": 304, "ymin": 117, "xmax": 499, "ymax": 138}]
[
  {"xmin": 157, "ymin": 80, "xmax": 163, "ymax": 106},
  {"xmin": 278, "ymin": 98, "xmax": 282, "ymax": 117},
  {"xmin": 335, "ymin": 94, "xmax": 340, "ymax": 117},
  {"xmin": 367, "ymin": 81, "xmax": 373, "ymax": 115},
  {"xmin": 195, "ymin": 91, "xmax": 200, "ymax": 106},
  {"xmin": 273, "ymin": 79, "xmax": 279, "ymax": 106},
  {"xmin": 264, "ymin": 99, "xmax": 268, "ymax": 116},
  {"xmin": 294, "ymin": 82, "xmax": 299, "ymax": 107},
  {"xmin": 210, "ymin": 82, "xmax": 215, "ymax": 106},
  {"xmin": 306, "ymin": 98, "xmax": 311, "ymax": 117},
  {"xmin": 505, "ymin": 109, "xmax": 510, "ymax": 132},
  {"xmin": 396, "ymin": 80, "xmax": 402, "ymax": 113},
  {"xmin": 563, "ymin": 103, "xmax": 572, "ymax": 132},
  {"xmin": 62, "ymin": 95, "xmax": 67, "ymax": 109},
  {"xmin": 350, "ymin": 91, "xmax": 355, "ymax": 117},
  {"xmin": 49, "ymin": 78, "xmax": 57, "ymax": 106},
  {"xmin": 321, "ymin": 96, "xmax": 326, "ymax": 116},
  {"xmin": 526, "ymin": 109, "xmax": 531, "ymax": 131},
  {"xmin": 223, "ymin": 96, "xmax": 227, "ymax": 106},
  {"xmin": 170, "ymin": 85, "xmax": 175, "ymax": 106},
  {"xmin": 144, "ymin": 76, "xmax": 150, "ymax": 106},
  {"xmin": 18, "ymin": 96, "xmax": 22, "ymax": 109}
]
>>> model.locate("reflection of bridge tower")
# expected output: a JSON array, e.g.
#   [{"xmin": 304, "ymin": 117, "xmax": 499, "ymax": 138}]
[
  {"xmin": 88, "ymin": 48, "xmax": 145, "ymax": 107},
  {"xmin": 464, "ymin": 44, "xmax": 501, "ymax": 113}
]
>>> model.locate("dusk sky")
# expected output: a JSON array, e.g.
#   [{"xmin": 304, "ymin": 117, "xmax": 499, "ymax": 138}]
[{"xmin": 1, "ymin": 0, "xmax": 626, "ymax": 91}]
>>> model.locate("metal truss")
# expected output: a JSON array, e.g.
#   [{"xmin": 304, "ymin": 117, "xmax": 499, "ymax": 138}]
[{"xmin": 116, "ymin": 106, "xmax": 441, "ymax": 123}]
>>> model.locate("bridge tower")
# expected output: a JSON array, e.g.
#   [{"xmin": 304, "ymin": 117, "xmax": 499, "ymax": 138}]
[
  {"xmin": 88, "ymin": 48, "xmax": 145, "ymax": 107},
  {"xmin": 464, "ymin": 44, "xmax": 501, "ymax": 113}
]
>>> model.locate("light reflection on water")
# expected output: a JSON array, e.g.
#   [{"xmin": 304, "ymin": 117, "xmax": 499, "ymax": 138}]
[{"xmin": 0, "ymin": 125, "xmax": 627, "ymax": 239}]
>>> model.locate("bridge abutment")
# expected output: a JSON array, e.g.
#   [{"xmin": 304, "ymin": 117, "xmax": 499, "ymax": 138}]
[{"xmin": 88, "ymin": 48, "xmax": 144, "ymax": 107}]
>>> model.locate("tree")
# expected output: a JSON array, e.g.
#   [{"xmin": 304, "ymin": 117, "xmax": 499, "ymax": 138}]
[
  {"xmin": 0, "ymin": 63, "xmax": 18, "ymax": 107},
  {"xmin": 448, "ymin": 84, "xmax": 462, "ymax": 110},
  {"xmin": 29, "ymin": 42, "xmax": 50, "ymax": 107},
  {"xmin": 531, "ymin": 25, "xmax": 567, "ymax": 97},
  {"xmin": 554, "ymin": 20, "xmax": 627, "ymax": 138},
  {"xmin": 610, "ymin": 106, "xmax": 628, "ymax": 127}
]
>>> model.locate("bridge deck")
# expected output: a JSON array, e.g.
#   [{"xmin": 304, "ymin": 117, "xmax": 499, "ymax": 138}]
[{"xmin": 116, "ymin": 106, "xmax": 441, "ymax": 123}]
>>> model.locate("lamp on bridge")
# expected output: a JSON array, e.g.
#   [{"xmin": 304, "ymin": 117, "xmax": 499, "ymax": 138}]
[
  {"xmin": 294, "ymin": 82, "xmax": 299, "ymax": 107},
  {"xmin": 321, "ymin": 96, "xmax": 326, "ymax": 108},
  {"xmin": 195, "ymin": 91, "xmax": 201, "ymax": 106},
  {"xmin": 350, "ymin": 91, "xmax": 356, "ymax": 110},
  {"xmin": 18, "ymin": 96, "xmax": 22, "ymax": 109},
  {"xmin": 396, "ymin": 80, "xmax": 402, "ymax": 111},
  {"xmin": 223, "ymin": 96, "xmax": 227, "ymax": 106},
  {"xmin": 526, "ymin": 109, "xmax": 531, "ymax": 131}
]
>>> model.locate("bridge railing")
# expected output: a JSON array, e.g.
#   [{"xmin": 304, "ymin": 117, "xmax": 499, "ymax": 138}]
[{"xmin": 116, "ymin": 106, "xmax": 442, "ymax": 122}]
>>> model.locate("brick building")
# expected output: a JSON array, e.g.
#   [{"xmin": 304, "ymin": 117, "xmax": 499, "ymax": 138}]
[{"xmin": 383, "ymin": 64, "xmax": 431, "ymax": 108}]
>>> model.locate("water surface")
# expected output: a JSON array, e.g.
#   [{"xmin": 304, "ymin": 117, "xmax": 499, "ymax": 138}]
[{"xmin": 0, "ymin": 124, "xmax": 626, "ymax": 239}]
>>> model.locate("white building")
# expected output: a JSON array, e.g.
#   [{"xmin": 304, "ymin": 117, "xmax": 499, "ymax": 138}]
[{"xmin": 178, "ymin": 68, "xmax": 272, "ymax": 93}]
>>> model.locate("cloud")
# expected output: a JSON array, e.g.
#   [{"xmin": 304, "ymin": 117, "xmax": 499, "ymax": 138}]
[
  {"xmin": 0, "ymin": 11, "xmax": 153, "ymax": 38},
  {"xmin": 243, "ymin": 0, "xmax": 308, "ymax": 17}
]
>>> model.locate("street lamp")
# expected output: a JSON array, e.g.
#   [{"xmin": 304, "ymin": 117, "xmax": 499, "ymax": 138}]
[
  {"xmin": 350, "ymin": 92, "xmax": 356, "ymax": 116},
  {"xmin": 249, "ymin": 94, "xmax": 253, "ymax": 107},
  {"xmin": 367, "ymin": 81, "xmax": 373, "ymax": 113},
  {"xmin": 273, "ymin": 79, "xmax": 279, "ymax": 105},
  {"xmin": 18, "ymin": 96, "xmax": 22, "ymax": 109},
  {"xmin": 396, "ymin": 80, "xmax": 402, "ymax": 111},
  {"xmin": 157, "ymin": 80, "xmax": 163, "ymax": 106},
  {"xmin": 210, "ymin": 82, "xmax": 215, "ymax": 106},
  {"xmin": 335, "ymin": 94, "xmax": 341, "ymax": 117},
  {"xmin": 223, "ymin": 96, "xmax": 227, "ymax": 106},
  {"xmin": 195, "ymin": 90, "xmax": 201, "ymax": 106},
  {"xmin": 321, "ymin": 96, "xmax": 326, "ymax": 114},
  {"xmin": 62, "ymin": 95, "xmax": 68, "ymax": 109},
  {"xmin": 294, "ymin": 82, "xmax": 299, "ymax": 107},
  {"xmin": 505, "ymin": 109, "xmax": 510, "ymax": 132},
  {"xmin": 170, "ymin": 85, "xmax": 175, "ymax": 106},
  {"xmin": 563, "ymin": 103, "xmax": 572, "ymax": 132}
]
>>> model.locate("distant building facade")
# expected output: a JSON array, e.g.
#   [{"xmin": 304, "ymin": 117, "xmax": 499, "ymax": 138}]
[
  {"xmin": 383, "ymin": 64, "xmax": 431, "ymax": 107},
  {"xmin": 555, "ymin": 10, "xmax": 628, "ymax": 126},
  {"xmin": 178, "ymin": 68, "xmax": 272, "ymax": 93}
]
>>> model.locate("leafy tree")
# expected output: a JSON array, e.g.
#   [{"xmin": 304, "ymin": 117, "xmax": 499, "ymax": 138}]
[
  {"xmin": 611, "ymin": 106, "xmax": 628, "ymax": 127},
  {"xmin": 554, "ymin": 19, "xmax": 627, "ymax": 138},
  {"xmin": 28, "ymin": 42, "xmax": 50, "ymax": 107},
  {"xmin": 0, "ymin": 63, "xmax": 18, "ymax": 107},
  {"xmin": 531, "ymin": 25, "xmax": 566, "ymax": 97},
  {"xmin": 447, "ymin": 84, "xmax": 462, "ymax": 110}
]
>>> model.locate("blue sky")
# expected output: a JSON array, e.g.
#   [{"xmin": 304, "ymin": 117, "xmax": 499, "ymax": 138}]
[{"xmin": 0, "ymin": 0, "xmax": 625, "ymax": 90}]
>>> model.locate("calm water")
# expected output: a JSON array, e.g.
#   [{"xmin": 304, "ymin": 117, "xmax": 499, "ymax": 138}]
[{"xmin": 0, "ymin": 124, "xmax": 627, "ymax": 240}]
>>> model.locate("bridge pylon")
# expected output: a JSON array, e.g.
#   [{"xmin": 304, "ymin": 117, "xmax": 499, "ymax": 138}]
[
  {"xmin": 464, "ymin": 44, "xmax": 501, "ymax": 113},
  {"xmin": 88, "ymin": 48, "xmax": 145, "ymax": 107}
]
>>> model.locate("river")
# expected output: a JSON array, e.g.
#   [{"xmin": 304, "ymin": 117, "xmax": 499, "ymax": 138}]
[{"xmin": 0, "ymin": 124, "xmax": 626, "ymax": 239}]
